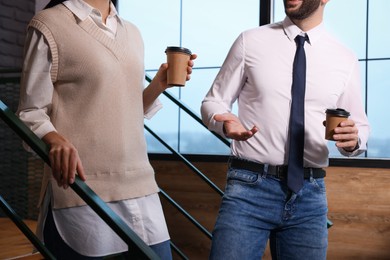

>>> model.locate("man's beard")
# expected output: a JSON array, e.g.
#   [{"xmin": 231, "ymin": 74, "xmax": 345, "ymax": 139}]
[{"xmin": 284, "ymin": 0, "xmax": 321, "ymax": 20}]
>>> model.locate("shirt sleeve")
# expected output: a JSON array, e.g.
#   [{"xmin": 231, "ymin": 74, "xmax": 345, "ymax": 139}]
[
  {"xmin": 200, "ymin": 33, "xmax": 247, "ymax": 137},
  {"xmin": 144, "ymin": 98, "xmax": 163, "ymax": 120},
  {"xmin": 17, "ymin": 27, "xmax": 57, "ymax": 139},
  {"xmin": 337, "ymin": 59, "xmax": 370, "ymax": 157}
]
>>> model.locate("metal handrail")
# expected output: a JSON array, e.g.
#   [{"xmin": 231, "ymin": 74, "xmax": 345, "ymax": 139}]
[
  {"xmin": 169, "ymin": 242, "xmax": 189, "ymax": 260},
  {"xmin": 145, "ymin": 75, "xmax": 231, "ymax": 147},
  {"xmin": 0, "ymin": 100, "xmax": 160, "ymax": 259},
  {"xmin": 145, "ymin": 125, "xmax": 223, "ymax": 197},
  {"xmin": 145, "ymin": 125, "xmax": 216, "ymax": 241},
  {"xmin": 159, "ymin": 190, "xmax": 212, "ymax": 239}
]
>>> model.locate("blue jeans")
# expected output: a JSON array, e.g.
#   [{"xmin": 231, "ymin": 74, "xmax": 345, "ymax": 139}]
[
  {"xmin": 150, "ymin": 240, "xmax": 172, "ymax": 260},
  {"xmin": 209, "ymin": 164, "xmax": 328, "ymax": 260}
]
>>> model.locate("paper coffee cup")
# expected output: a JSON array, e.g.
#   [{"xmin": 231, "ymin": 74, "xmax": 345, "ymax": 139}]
[
  {"xmin": 165, "ymin": 46, "xmax": 192, "ymax": 86},
  {"xmin": 325, "ymin": 108, "xmax": 350, "ymax": 140}
]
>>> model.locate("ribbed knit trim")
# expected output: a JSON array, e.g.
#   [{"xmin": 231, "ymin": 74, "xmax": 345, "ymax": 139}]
[
  {"xmin": 29, "ymin": 4, "xmax": 131, "ymax": 81},
  {"xmin": 28, "ymin": 19, "xmax": 59, "ymax": 83},
  {"xmin": 85, "ymin": 21, "xmax": 129, "ymax": 60},
  {"xmin": 63, "ymin": 5, "xmax": 129, "ymax": 62}
]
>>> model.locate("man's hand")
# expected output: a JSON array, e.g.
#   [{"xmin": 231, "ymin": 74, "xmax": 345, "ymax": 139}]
[
  {"xmin": 333, "ymin": 119, "xmax": 359, "ymax": 152},
  {"xmin": 214, "ymin": 113, "xmax": 258, "ymax": 141},
  {"xmin": 42, "ymin": 131, "xmax": 86, "ymax": 189}
]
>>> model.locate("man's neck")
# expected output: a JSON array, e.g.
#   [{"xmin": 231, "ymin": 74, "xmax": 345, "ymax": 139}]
[
  {"xmin": 291, "ymin": 15, "xmax": 322, "ymax": 32},
  {"xmin": 290, "ymin": 4, "xmax": 324, "ymax": 32}
]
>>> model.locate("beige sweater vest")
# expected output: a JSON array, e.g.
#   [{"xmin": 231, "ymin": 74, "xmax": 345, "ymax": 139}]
[{"xmin": 29, "ymin": 4, "xmax": 159, "ymax": 209}]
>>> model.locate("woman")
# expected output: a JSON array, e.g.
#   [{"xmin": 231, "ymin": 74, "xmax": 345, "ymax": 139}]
[{"xmin": 17, "ymin": 0, "xmax": 196, "ymax": 259}]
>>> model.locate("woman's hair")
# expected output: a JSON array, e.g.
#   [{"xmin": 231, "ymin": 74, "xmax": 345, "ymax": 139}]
[{"xmin": 44, "ymin": 0, "xmax": 66, "ymax": 9}]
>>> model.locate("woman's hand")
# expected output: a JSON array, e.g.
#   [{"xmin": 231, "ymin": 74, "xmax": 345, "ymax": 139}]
[
  {"xmin": 42, "ymin": 131, "xmax": 86, "ymax": 189},
  {"xmin": 154, "ymin": 53, "xmax": 198, "ymax": 91},
  {"xmin": 143, "ymin": 53, "xmax": 198, "ymax": 111}
]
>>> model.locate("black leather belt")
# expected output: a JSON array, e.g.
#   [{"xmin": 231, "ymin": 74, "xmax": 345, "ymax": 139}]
[{"xmin": 230, "ymin": 158, "xmax": 326, "ymax": 180}]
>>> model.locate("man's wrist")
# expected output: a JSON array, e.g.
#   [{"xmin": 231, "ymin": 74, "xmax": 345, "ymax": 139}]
[{"xmin": 343, "ymin": 138, "xmax": 361, "ymax": 152}]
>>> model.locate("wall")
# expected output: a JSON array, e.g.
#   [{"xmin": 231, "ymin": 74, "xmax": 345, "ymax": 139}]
[
  {"xmin": 0, "ymin": 0, "xmax": 36, "ymax": 219},
  {"xmin": 35, "ymin": 0, "xmax": 50, "ymax": 12},
  {"xmin": 152, "ymin": 159, "xmax": 390, "ymax": 260},
  {"xmin": 0, "ymin": 0, "xmax": 51, "ymax": 69},
  {"xmin": 0, "ymin": 0, "xmax": 35, "ymax": 68}
]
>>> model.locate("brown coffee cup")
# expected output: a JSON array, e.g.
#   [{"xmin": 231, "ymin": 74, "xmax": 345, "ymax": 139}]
[
  {"xmin": 165, "ymin": 46, "xmax": 192, "ymax": 86},
  {"xmin": 325, "ymin": 108, "xmax": 350, "ymax": 140}
]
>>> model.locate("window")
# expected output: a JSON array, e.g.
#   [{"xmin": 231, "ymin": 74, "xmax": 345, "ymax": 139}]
[{"xmin": 118, "ymin": 0, "xmax": 389, "ymax": 158}]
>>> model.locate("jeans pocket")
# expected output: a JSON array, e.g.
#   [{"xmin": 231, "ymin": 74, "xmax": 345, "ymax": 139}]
[
  {"xmin": 227, "ymin": 168, "xmax": 259, "ymax": 185},
  {"xmin": 309, "ymin": 177, "xmax": 326, "ymax": 193}
]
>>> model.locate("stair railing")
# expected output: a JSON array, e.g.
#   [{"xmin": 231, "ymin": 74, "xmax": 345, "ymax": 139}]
[
  {"xmin": 0, "ymin": 99, "xmax": 160, "ymax": 260},
  {"xmin": 0, "ymin": 69, "xmax": 331, "ymax": 260},
  {"xmin": 0, "ymin": 195, "xmax": 55, "ymax": 259}
]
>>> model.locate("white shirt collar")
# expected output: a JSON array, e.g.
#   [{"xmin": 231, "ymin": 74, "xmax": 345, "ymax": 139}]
[
  {"xmin": 282, "ymin": 16, "xmax": 326, "ymax": 45},
  {"xmin": 63, "ymin": 0, "xmax": 122, "ymax": 25},
  {"xmin": 63, "ymin": 0, "xmax": 121, "ymax": 37}
]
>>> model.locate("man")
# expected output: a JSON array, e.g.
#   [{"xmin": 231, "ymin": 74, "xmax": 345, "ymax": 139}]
[{"xmin": 201, "ymin": 0, "xmax": 370, "ymax": 259}]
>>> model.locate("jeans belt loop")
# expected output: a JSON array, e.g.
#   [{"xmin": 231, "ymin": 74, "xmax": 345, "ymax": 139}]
[
  {"xmin": 263, "ymin": 163, "xmax": 269, "ymax": 175},
  {"xmin": 309, "ymin": 168, "xmax": 314, "ymax": 179},
  {"xmin": 277, "ymin": 166, "xmax": 284, "ymax": 178}
]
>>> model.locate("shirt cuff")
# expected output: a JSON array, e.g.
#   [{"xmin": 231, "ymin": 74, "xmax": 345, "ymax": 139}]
[
  {"xmin": 208, "ymin": 114, "xmax": 226, "ymax": 138},
  {"xmin": 338, "ymin": 137, "xmax": 362, "ymax": 157},
  {"xmin": 144, "ymin": 99, "xmax": 163, "ymax": 120}
]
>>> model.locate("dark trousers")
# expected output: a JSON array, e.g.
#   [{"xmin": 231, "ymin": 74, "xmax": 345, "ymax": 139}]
[{"xmin": 43, "ymin": 207, "xmax": 103, "ymax": 260}]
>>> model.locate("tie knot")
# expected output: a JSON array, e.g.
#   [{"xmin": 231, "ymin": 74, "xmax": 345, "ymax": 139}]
[{"xmin": 295, "ymin": 35, "xmax": 306, "ymax": 47}]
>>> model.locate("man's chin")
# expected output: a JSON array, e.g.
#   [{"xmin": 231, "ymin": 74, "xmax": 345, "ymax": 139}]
[{"xmin": 286, "ymin": 10, "xmax": 300, "ymax": 18}]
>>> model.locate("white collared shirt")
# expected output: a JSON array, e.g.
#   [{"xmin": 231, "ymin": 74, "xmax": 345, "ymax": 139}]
[
  {"xmin": 63, "ymin": 0, "xmax": 119, "ymax": 39},
  {"xmin": 201, "ymin": 17, "xmax": 370, "ymax": 167}
]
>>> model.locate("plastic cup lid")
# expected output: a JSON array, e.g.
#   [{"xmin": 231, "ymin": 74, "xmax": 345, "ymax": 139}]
[
  {"xmin": 165, "ymin": 46, "xmax": 192, "ymax": 55},
  {"xmin": 325, "ymin": 108, "xmax": 350, "ymax": 117}
]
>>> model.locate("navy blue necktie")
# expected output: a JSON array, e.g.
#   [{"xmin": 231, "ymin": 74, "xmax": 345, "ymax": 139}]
[{"xmin": 287, "ymin": 35, "xmax": 307, "ymax": 193}]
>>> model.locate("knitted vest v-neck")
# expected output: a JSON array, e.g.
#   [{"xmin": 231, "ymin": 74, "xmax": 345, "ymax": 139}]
[{"xmin": 29, "ymin": 4, "xmax": 158, "ymax": 209}]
